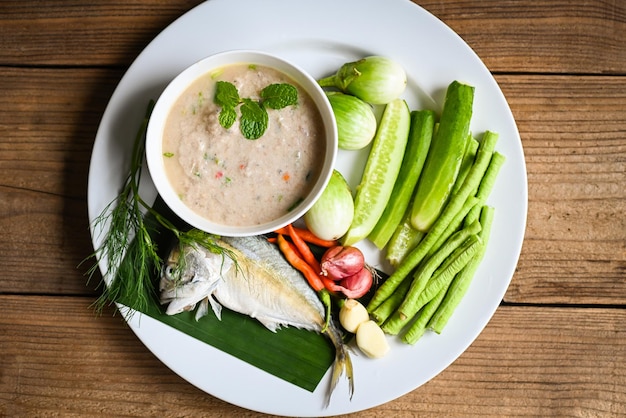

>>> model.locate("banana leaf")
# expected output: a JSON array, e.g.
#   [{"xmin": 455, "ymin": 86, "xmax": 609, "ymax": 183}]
[{"xmin": 110, "ymin": 198, "xmax": 335, "ymax": 393}]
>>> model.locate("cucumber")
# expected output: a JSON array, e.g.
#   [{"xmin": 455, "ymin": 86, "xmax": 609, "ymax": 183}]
[
  {"xmin": 385, "ymin": 203, "xmax": 425, "ymax": 267},
  {"xmin": 368, "ymin": 109, "xmax": 435, "ymax": 249},
  {"xmin": 384, "ymin": 121, "xmax": 440, "ymax": 264},
  {"xmin": 341, "ymin": 98, "xmax": 411, "ymax": 246},
  {"xmin": 410, "ymin": 80, "xmax": 474, "ymax": 232}
]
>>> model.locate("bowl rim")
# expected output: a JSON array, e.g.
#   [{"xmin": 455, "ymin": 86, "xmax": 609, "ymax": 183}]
[{"xmin": 145, "ymin": 49, "xmax": 338, "ymax": 237}]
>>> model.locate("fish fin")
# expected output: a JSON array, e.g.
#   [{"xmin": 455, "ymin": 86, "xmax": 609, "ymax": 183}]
[
  {"xmin": 195, "ymin": 298, "xmax": 209, "ymax": 321},
  {"xmin": 200, "ymin": 277, "xmax": 224, "ymax": 320},
  {"xmin": 165, "ymin": 300, "xmax": 196, "ymax": 316},
  {"xmin": 255, "ymin": 318, "xmax": 282, "ymax": 333},
  {"xmin": 208, "ymin": 296, "xmax": 223, "ymax": 320}
]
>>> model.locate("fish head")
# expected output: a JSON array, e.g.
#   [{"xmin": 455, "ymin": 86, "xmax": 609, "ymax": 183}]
[{"xmin": 159, "ymin": 243, "xmax": 233, "ymax": 315}]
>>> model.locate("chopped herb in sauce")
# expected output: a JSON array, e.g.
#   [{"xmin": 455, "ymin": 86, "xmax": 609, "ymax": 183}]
[{"xmin": 287, "ymin": 197, "xmax": 304, "ymax": 212}]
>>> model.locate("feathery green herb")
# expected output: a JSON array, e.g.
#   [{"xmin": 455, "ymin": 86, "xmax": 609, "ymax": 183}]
[{"xmin": 85, "ymin": 100, "xmax": 235, "ymax": 314}]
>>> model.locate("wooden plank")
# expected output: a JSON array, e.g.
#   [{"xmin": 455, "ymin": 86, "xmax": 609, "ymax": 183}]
[
  {"xmin": 0, "ymin": 67, "xmax": 122, "ymax": 296},
  {"xmin": 388, "ymin": 304, "xmax": 626, "ymax": 417},
  {"xmin": 1, "ymin": 70, "xmax": 624, "ymax": 303},
  {"xmin": 0, "ymin": 1, "xmax": 625, "ymax": 74},
  {"xmin": 421, "ymin": 0, "xmax": 626, "ymax": 74},
  {"xmin": 0, "ymin": 0, "xmax": 204, "ymax": 67},
  {"xmin": 0, "ymin": 67, "xmax": 121, "ymax": 197},
  {"xmin": 0, "ymin": 296, "xmax": 624, "ymax": 416},
  {"xmin": 495, "ymin": 74, "xmax": 626, "ymax": 305}
]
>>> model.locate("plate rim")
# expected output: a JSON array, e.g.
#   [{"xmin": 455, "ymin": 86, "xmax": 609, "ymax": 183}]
[{"xmin": 87, "ymin": 0, "xmax": 528, "ymax": 415}]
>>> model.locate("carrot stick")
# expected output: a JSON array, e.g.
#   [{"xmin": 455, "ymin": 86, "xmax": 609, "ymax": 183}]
[{"xmin": 274, "ymin": 225, "xmax": 338, "ymax": 247}]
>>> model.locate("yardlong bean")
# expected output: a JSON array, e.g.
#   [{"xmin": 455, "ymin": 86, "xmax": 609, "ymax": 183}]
[
  {"xmin": 429, "ymin": 205, "xmax": 495, "ymax": 333},
  {"xmin": 464, "ymin": 152, "xmax": 505, "ymax": 227},
  {"xmin": 381, "ymin": 234, "xmax": 482, "ymax": 335},
  {"xmin": 366, "ymin": 131, "xmax": 498, "ymax": 313}
]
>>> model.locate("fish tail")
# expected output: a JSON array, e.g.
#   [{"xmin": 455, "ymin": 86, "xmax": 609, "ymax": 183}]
[{"xmin": 324, "ymin": 323, "xmax": 354, "ymax": 408}]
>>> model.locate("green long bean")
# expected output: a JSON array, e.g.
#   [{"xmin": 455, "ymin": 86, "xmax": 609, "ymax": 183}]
[
  {"xmin": 370, "ymin": 276, "xmax": 412, "ymax": 325},
  {"xmin": 427, "ymin": 196, "xmax": 479, "ymax": 258},
  {"xmin": 366, "ymin": 131, "xmax": 498, "ymax": 313},
  {"xmin": 376, "ymin": 220, "xmax": 481, "ymax": 329},
  {"xmin": 381, "ymin": 234, "xmax": 482, "ymax": 335},
  {"xmin": 401, "ymin": 286, "xmax": 447, "ymax": 344},
  {"xmin": 451, "ymin": 135, "xmax": 479, "ymax": 195},
  {"xmin": 464, "ymin": 152, "xmax": 505, "ymax": 227},
  {"xmin": 429, "ymin": 205, "xmax": 495, "ymax": 333}
]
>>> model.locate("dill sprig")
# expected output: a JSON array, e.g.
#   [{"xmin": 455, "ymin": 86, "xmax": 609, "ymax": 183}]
[{"xmin": 85, "ymin": 100, "xmax": 233, "ymax": 314}]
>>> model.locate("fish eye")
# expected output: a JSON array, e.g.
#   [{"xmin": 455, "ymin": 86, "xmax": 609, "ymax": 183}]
[{"xmin": 164, "ymin": 265, "xmax": 178, "ymax": 280}]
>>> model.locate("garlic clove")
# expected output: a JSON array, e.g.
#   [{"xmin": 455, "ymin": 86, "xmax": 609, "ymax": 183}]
[
  {"xmin": 339, "ymin": 298, "xmax": 370, "ymax": 333},
  {"xmin": 356, "ymin": 320, "xmax": 390, "ymax": 358}
]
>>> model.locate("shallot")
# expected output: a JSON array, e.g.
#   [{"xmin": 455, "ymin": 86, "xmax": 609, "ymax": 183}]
[
  {"xmin": 337, "ymin": 267, "xmax": 373, "ymax": 299},
  {"xmin": 320, "ymin": 245, "xmax": 365, "ymax": 280}
]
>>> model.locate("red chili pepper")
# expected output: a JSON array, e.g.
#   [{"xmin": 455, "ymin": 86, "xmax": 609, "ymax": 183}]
[
  {"xmin": 273, "ymin": 225, "xmax": 337, "ymax": 247},
  {"xmin": 276, "ymin": 234, "xmax": 324, "ymax": 292}
]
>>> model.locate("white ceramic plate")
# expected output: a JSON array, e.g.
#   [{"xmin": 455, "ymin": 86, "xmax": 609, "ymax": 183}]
[{"xmin": 88, "ymin": 0, "xmax": 528, "ymax": 416}]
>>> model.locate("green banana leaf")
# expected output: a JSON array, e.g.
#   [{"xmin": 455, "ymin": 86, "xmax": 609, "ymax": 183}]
[{"xmin": 111, "ymin": 198, "xmax": 335, "ymax": 393}]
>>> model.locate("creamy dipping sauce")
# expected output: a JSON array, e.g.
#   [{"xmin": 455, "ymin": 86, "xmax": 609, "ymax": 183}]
[{"xmin": 162, "ymin": 63, "xmax": 326, "ymax": 227}]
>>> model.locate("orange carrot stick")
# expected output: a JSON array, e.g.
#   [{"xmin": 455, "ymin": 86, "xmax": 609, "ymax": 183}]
[{"xmin": 273, "ymin": 225, "xmax": 338, "ymax": 247}]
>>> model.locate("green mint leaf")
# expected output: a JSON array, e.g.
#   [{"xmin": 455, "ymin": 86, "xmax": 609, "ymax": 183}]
[
  {"xmin": 261, "ymin": 83, "xmax": 298, "ymax": 109},
  {"xmin": 239, "ymin": 99, "xmax": 268, "ymax": 140},
  {"xmin": 218, "ymin": 106, "xmax": 237, "ymax": 129},
  {"xmin": 214, "ymin": 81, "xmax": 240, "ymax": 129},
  {"xmin": 214, "ymin": 81, "xmax": 240, "ymax": 109}
]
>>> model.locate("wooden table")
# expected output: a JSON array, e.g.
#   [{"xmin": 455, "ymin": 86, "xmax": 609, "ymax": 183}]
[{"xmin": 1, "ymin": 1, "xmax": 625, "ymax": 416}]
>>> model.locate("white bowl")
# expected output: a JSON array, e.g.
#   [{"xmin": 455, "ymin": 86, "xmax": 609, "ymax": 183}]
[{"xmin": 146, "ymin": 50, "xmax": 337, "ymax": 237}]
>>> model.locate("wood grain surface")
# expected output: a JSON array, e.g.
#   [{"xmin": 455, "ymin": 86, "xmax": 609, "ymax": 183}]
[{"xmin": 1, "ymin": 1, "xmax": 625, "ymax": 416}]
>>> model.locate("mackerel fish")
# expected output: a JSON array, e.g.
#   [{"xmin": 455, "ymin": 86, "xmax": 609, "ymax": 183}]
[{"xmin": 159, "ymin": 234, "xmax": 354, "ymax": 405}]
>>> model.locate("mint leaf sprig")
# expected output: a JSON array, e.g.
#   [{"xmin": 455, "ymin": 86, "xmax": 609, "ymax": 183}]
[{"xmin": 214, "ymin": 81, "xmax": 298, "ymax": 140}]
